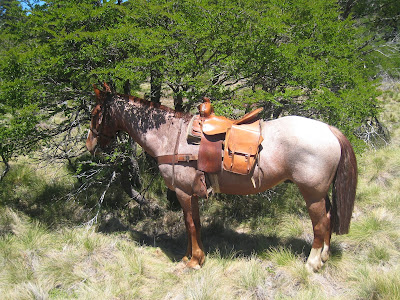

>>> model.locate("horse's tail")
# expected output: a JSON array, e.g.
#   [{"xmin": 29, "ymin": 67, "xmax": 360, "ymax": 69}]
[{"xmin": 329, "ymin": 126, "xmax": 357, "ymax": 235}]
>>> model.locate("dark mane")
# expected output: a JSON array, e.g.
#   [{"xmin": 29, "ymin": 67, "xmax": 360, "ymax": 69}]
[{"xmin": 115, "ymin": 92, "xmax": 193, "ymax": 120}]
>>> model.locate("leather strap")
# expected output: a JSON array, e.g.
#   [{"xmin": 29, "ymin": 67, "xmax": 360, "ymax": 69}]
[
  {"xmin": 89, "ymin": 127, "xmax": 114, "ymax": 140},
  {"xmin": 171, "ymin": 119, "xmax": 183, "ymax": 186},
  {"xmin": 157, "ymin": 154, "xmax": 198, "ymax": 165}
]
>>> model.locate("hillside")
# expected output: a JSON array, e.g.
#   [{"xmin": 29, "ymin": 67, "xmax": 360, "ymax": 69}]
[{"xmin": 0, "ymin": 84, "xmax": 399, "ymax": 299}]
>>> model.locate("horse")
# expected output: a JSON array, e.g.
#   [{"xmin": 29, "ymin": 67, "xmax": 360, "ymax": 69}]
[{"xmin": 86, "ymin": 83, "xmax": 357, "ymax": 272}]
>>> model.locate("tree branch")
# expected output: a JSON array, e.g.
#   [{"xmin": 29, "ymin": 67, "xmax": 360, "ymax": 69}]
[{"xmin": 0, "ymin": 154, "xmax": 10, "ymax": 181}]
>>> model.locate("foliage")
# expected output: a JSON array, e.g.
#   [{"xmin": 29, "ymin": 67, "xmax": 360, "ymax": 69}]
[
  {"xmin": 0, "ymin": 0, "xmax": 385, "ymax": 173},
  {"xmin": 339, "ymin": 0, "xmax": 400, "ymax": 78},
  {"xmin": 339, "ymin": 0, "xmax": 400, "ymax": 41}
]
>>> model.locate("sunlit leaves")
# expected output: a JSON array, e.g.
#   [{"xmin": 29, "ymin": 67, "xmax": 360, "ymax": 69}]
[{"xmin": 0, "ymin": 0, "xmax": 385, "ymax": 165}]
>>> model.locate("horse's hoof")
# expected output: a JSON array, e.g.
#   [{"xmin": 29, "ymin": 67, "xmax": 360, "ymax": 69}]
[
  {"xmin": 187, "ymin": 260, "xmax": 201, "ymax": 270},
  {"xmin": 321, "ymin": 251, "xmax": 330, "ymax": 263},
  {"xmin": 306, "ymin": 247, "xmax": 324, "ymax": 272},
  {"xmin": 306, "ymin": 262, "xmax": 315, "ymax": 273},
  {"xmin": 306, "ymin": 260, "xmax": 323, "ymax": 272}
]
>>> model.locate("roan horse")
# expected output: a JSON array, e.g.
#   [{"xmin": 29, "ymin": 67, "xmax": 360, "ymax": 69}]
[{"xmin": 86, "ymin": 83, "xmax": 357, "ymax": 272}]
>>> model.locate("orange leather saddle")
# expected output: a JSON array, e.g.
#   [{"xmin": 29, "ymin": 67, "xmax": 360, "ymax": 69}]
[{"xmin": 189, "ymin": 98, "xmax": 263, "ymax": 175}]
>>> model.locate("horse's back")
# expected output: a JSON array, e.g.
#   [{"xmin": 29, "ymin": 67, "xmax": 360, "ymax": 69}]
[
  {"xmin": 262, "ymin": 116, "xmax": 339, "ymax": 149},
  {"xmin": 259, "ymin": 116, "xmax": 341, "ymax": 194}
]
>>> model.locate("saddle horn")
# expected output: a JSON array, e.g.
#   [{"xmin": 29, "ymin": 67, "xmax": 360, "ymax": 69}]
[{"xmin": 199, "ymin": 97, "xmax": 214, "ymax": 117}]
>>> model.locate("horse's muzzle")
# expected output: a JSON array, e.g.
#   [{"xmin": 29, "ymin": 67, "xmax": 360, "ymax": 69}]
[{"xmin": 86, "ymin": 129, "xmax": 98, "ymax": 155}]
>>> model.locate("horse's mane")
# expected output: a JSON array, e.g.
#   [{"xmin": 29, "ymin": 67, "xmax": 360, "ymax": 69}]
[
  {"xmin": 95, "ymin": 83, "xmax": 192, "ymax": 120},
  {"xmin": 114, "ymin": 92, "xmax": 193, "ymax": 120}
]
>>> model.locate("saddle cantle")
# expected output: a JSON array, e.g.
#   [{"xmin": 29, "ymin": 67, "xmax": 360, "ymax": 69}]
[{"xmin": 190, "ymin": 98, "xmax": 263, "ymax": 175}]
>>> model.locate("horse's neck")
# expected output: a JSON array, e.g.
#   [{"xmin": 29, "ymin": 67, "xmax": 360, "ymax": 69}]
[{"xmin": 114, "ymin": 100, "xmax": 186, "ymax": 158}]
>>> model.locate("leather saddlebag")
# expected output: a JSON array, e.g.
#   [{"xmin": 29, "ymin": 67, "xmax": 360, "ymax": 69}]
[{"xmin": 223, "ymin": 121, "xmax": 263, "ymax": 175}]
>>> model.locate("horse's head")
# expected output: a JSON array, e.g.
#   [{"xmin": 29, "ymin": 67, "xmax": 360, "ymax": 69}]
[{"xmin": 86, "ymin": 83, "xmax": 117, "ymax": 155}]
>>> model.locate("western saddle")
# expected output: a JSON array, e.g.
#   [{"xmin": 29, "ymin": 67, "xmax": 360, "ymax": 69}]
[
  {"xmin": 157, "ymin": 97, "xmax": 263, "ymax": 185},
  {"xmin": 188, "ymin": 97, "xmax": 263, "ymax": 175}
]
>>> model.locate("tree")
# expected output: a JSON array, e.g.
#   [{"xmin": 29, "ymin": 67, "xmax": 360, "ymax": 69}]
[
  {"xmin": 115, "ymin": 0, "xmax": 380, "ymax": 144},
  {"xmin": 0, "ymin": 0, "xmax": 35, "ymax": 179},
  {"xmin": 339, "ymin": 0, "xmax": 400, "ymax": 78},
  {"xmin": 1, "ymin": 0, "xmax": 383, "ymax": 181}
]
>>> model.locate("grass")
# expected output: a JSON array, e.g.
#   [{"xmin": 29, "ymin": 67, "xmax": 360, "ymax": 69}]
[
  {"xmin": 1, "ymin": 83, "xmax": 400, "ymax": 299},
  {"xmin": 236, "ymin": 256, "xmax": 268, "ymax": 292},
  {"xmin": 349, "ymin": 266, "xmax": 400, "ymax": 300},
  {"xmin": 0, "ymin": 208, "xmax": 164, "ymax": 299}
]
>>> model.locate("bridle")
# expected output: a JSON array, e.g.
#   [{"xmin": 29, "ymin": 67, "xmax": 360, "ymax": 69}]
[
  {"xmin": 89, "ymin": 126, "xmax": 115, "ymax": 140},
  {"xmin": 89, "ymin": 100, "xmax": 115, "ymax": 142}
]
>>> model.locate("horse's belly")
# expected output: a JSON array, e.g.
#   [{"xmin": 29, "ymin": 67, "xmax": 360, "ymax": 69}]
[{"xmin": 214, "ymin": 169, "xmax": 285, "ymax": 195}]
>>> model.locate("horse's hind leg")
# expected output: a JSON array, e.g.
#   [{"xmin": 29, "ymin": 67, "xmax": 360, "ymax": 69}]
[
  {"xmin": 175, "ymin": 189, "xmax": 205, "ymax": 269},
  {"xmin": 321, "ymin": 195, "xmax": 332, "ymax": 263},
  {"xmin": 304, "ymin": 194, "xmax": 331, "ymax": 272}
]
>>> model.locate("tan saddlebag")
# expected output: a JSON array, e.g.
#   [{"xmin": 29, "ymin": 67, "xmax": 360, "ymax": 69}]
[{"xmin": 223, "ymin": 121, "xmax": 263, "ymax": 175}]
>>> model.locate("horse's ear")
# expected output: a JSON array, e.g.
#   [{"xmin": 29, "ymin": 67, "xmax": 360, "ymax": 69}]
[
  {"xmin": 103, "ymin": 82, "xmax": 112, "ymax": 93},
  {"xmin": 93, "ymin": 84, "xmax": 103, "ymax": 104}
]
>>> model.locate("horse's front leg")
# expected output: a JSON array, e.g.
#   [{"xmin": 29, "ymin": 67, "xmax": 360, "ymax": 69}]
[{"xmin": 175, "ymin": 188, "xmax": 205, "ymax": 269}]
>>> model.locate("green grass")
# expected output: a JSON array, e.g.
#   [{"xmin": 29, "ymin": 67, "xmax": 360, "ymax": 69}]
[
  {"xmin": 236, "ymin": 256, "xmax": 267, "ymax": 292},
  {"xmin": 346, "ymin": 213, "xmax": 394, "ymax": 246},
  {"xmin": 350, "ymin": 266, "xmax": 400, "ymax": 300},
  {"xmin": 367, "ymin": 245, "xmax": 390, "ymax": 264},
  {"xmin": 265, "ymin": 246, "xmax": 298, "ymax": 267},
  {"xmin": 277, "ymin": 214, "xmax": 306, "ymax": 239}
]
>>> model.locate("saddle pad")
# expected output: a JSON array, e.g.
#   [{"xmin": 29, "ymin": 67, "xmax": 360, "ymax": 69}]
[{"xmin": 223, "ymin": 121, "xmax": 263, "ymax": 175}]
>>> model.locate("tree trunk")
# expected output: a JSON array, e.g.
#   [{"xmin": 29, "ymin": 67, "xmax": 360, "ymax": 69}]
[
  {"xmin": 150, "ymin": 69, "xmax": 162, "ymax": 103},
  {"xmin": 174, "ymin": 93, "xmax": 184, "ymax": 112},
  {"xmin": 0, "ymin": 154, "xmax": 10, "ymax": 181},
  {"xmin": 124, "ymin": 79, "xmax": 131, "ymax": 95}
]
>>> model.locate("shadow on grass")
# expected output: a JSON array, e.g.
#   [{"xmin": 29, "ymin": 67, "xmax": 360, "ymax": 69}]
[
  {"xmin": 1, "ymin": 163, "xmax": 343, "ymax": 264},
  {"xmin": 98, "ymin": 215, "xmax": 343, "ymax": 264},
  {"xmin": 0, "ymin": 162, "xmax": 136, "ymax": 229}
]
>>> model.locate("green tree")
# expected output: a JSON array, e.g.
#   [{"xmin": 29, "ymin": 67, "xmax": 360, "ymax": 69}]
[
  {"xmin": 118, "ymin": 0, "xmax": 380, "ymax": 142},
  {"xmin": 0, "ymin": 0, "xmax": 135, "ymax": 178},
  {"xmin": 0, "ymin": 0, "xmax": 34, "ymax": 178},
  {"xmin": 1, "ymin": 0, "xmax": 383, "ymax": 179},
  {"xmin": 339, "ymin": 0, "xmax": 400, "ymax": 78}
]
